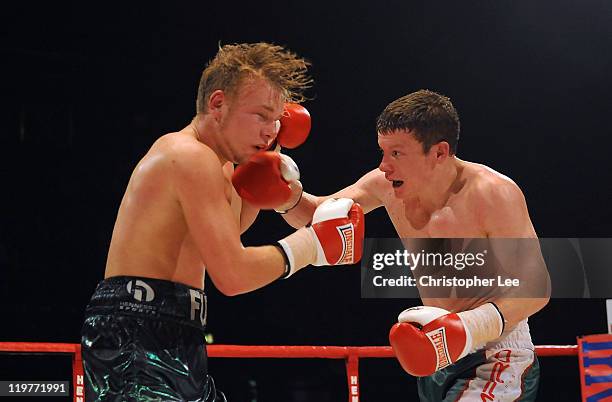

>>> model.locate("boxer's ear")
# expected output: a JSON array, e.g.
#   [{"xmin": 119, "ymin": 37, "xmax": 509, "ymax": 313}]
[
  {"xmin": 208, "ymin": 90, "xmax": 225, "ymax": 121},
  {"xmin": 433, "ymin": 141, "xmax": 450, "ymax": 162}
]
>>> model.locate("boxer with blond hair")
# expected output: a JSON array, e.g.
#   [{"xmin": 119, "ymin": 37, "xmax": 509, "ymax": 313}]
[{"xmin": 81, "ymin": 42, "xmax": 364, "ymax": 401}]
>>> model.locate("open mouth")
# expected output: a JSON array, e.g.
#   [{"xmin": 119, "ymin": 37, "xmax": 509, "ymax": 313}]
[{"xmin": 392, "ymin": 180, "xmax": 404, "ymax": 188}]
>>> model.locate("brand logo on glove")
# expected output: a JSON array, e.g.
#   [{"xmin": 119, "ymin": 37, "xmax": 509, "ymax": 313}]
[
  {"xmin": 337, "ymin": 224, "xmax": 354, "ymax": 264},
  {"xmin": 426, "ymin": 327, "xmax": 452, "ymax": 370}
]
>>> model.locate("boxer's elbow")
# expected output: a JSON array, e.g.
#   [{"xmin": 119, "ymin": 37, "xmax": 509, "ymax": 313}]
[
  {"xmin": 517, "ymin": 297, "xmax": 549, "ymax": 324},
  {"xmin": 209, "ymin": 272, "xmax": 248, "ymax": 296},
  {"xmin": 217, "ymin": 278, "xmax": 264, "ymax": 297},
  {"xmin": 216, "ymin": 283, "xmax": 244, "ymax": 297},
  {"xmin": 208, "ymin": 256, "xmax": 263, "ymax": 297},
  {"xmin": 207, "ymin": 247, "xmax": 285, "ymax": 296},
  {"xmin": 532, "ymin": 270, "xmax": 551, "ymax": 313},
  {"xmin": 206, "ymin": 256, "xmax": 251, "ymax": 297},
  {"xmin": 533, "ymin": 296, "xmax": 550, "ymax": 314}
]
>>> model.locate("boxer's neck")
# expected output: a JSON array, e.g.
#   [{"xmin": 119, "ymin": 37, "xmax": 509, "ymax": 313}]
[
  {"xmin": 408, "ymin": 157, "xmax": 463, "ymax": 213},
  {"xmin": 190, "ymin": 114, "xmax": 230, "ymax": 165}
]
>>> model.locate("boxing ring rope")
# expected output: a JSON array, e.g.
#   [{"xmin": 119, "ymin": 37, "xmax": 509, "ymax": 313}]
[{"xmin": 0, "ymin": 342, "xmax": 578, "ymax": 402}]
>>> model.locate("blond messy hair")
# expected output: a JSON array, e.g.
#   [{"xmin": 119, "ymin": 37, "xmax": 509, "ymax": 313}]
[{"xmin": 196, "ymin": 42, "xmax": 312, "ymax": 113}]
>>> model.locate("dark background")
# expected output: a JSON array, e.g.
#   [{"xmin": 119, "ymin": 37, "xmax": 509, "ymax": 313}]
[{"xmin": 1, "ymin": 1, "xmax": 611, "ymax": 401}]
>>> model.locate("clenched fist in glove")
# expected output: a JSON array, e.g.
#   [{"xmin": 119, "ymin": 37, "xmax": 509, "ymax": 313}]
[
  {"xmin": 276, "ymin": 103, "xmax": 311, "ymax": 149},
  {"xmin": 232, "ymin": 103, "xmax": 311, "ymax": 210},
  {"xmin": 277, "ymin": 198, "xmax": 365, "ymax": 277},
  {"xmin": 389, "ymin": 303, "xmax": 505, "ymax": 377},
  {"xmin": 232, "ymin": 151, "xmax": 301, "ymax": 210}
]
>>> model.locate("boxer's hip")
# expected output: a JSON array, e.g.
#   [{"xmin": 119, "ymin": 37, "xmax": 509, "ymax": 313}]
[
  {"xmin": 81, "ymin": 276, "xmax": 222, "ymax": 401},
  {"xmin": 418, "ymin": 320, "xmax": 539, "ymax": 402},
  {"xmin": 84, "ymin": 275, "xmax": 208, "ymax": 330}
]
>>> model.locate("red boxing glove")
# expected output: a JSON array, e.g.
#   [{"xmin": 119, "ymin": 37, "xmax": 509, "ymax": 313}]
[
  {"xmin": 309, "ymin": 198, "xmax": 364, "ymax": 265},
  {"xmin": 276, "ymin": 103, "xmax": 311, "ymax": 149},
  {"xmin": 389, "ymin": 304, "xmax": 504, "ymax": 377},
  {"xmin": 232, "ymin": 151, "xmax": 300, "ymax": 209},
  {"xmin": 277, "ymin": 198, "xmax": 365, "ymax": 277},
  {"xmin": 389, "ymin": 306, "xmax": 471, "ymax": 377}
]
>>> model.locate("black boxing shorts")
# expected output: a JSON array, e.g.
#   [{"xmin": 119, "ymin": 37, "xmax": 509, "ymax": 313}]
[{"xmin": 81, "ymin": 276, "xmax": 226, "ymax": 402}]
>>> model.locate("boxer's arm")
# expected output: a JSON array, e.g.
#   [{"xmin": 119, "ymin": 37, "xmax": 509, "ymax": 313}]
[
  {"xmin": 239, "ymin": 200, "xmax": 260, "ymax": 234},
  {"xmin": 172, "ymin": 144, "xmax": 289, "ymax": 296},
  {"xmin": 282, "ymin": 168, "xmax": 385, "ymax": 228},
  {"xmin": 478, "ymin": 180, "xmax": 550, "ymax": 328}
]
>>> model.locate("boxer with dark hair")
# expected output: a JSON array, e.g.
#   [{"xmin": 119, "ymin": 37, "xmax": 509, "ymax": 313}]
[{"xmin": 281, "ymin": 89, "xmax": 549, "ymax": 402}]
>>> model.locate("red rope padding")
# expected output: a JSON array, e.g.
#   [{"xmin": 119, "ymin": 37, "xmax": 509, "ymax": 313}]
[
  {"xmin": 534, "ymin": 344, "xmax": 579, "ymax": 356},
  {"xmin": 0, "ymin": 342, "xmax": 579, "ymax": 402},
  {"xmin": 0, "ymin": 342, "xmax": 578, "ymax": 357},
  {"xmin": 207, "ymin": 345, "xmax": 578, "ymax": 357},
  {"xmin": 0, "ymin": 342, "xmax": 79, "ymax": 354}
]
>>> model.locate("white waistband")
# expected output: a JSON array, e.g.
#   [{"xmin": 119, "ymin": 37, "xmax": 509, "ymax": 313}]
[{"xmin": 485, "ymin": 319, "xmax": 534, "ymax": 350}]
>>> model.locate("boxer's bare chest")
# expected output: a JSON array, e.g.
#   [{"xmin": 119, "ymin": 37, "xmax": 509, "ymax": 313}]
[
  {"xmin": 222, "ymin": 163, "xmax": 242, "ymax": 223},
  {"xmin": 383, "ymin": 194, "xmax": 485, "ymax": 238},
  {"xmin": 382, "ymin": 192, "xmax": 490, "ymax": 312}
]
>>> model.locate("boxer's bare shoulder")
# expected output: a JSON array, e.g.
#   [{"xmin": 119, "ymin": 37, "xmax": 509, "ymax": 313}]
[
  {"xmin": 380, "ymin": 160, "xmax": 530, "ymax": 237},
  {"xmin": 125, "ymin": 130, "xmax": 219, "ymax": 191},
  {"xmin": 104, "ymin": 128, "xmax": 231, "ymax": 284},
  {"xmin": 461, "ymin": 161, "xmax": 534, "ymax": 237}
]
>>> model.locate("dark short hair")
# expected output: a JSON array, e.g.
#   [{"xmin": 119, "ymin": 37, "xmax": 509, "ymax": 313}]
[{"xmin": 376, "ymin": 89, "xmax": 460, "ymax": 154}]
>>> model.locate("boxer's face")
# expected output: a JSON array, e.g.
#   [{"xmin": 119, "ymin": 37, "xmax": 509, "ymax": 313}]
[
  {"xmin": 219, "ymin": 77, "xmax": 284, "ymax": 164},
  {"xmin": 378, "ymin": 130, "xmax": 438, "ymax": 199}
]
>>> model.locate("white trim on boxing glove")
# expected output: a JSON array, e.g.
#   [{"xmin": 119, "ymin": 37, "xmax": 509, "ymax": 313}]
[
  {"xmin": 276, "ymin": 198, "xmax": 358, "ymax": 274},
  {"xmin": 312, "ymin": 198, "xmax": 354, "ymax": 223},
  {"xmin": 278, "ymin": 154, "xmax": 300, "ymax": 182},
  {"xmin": 397, "ymin": 305, "xmax": 474, "ymax": 367},
  {"xmin": 275, "ymin": 154, "xmax": 302, "ymax": 214}
]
